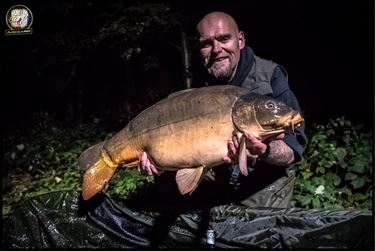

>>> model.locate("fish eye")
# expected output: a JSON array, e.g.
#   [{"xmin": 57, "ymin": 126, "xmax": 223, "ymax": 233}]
[{"xmin": 265, "ymin": 101, "xmax": 275, "ymax": 109}]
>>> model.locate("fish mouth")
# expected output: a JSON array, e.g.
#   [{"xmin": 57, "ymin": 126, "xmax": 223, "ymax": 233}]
[
  {"xmin": 281, "ymin": 112, "xmax": 304, "ymax": 134},
  {"xmin": 255, "ymin": 112, "xmax": 304, "ymax": 140}
]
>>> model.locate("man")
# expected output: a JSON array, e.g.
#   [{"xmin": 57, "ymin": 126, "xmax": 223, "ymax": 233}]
[{"xmin": 138, "ymin": 11, "xmax": 306, "ymax": 208}]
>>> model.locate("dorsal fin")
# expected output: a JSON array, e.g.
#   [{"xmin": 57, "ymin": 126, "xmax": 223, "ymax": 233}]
[
  {"xmin": 176, "ymin": 166, "xmax": 205, "ymax": 195},
  {"xmin": 167, "ymin": 88, "xmax": 195, "ymax": 98}
]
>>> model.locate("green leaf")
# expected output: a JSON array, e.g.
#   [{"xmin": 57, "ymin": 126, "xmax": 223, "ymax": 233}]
[
  {"xmin": 339, "ymin": 187, "xmax": 353, "ymax": 196},
  {"xmin": 312, "ymin": 176, "xmax": 325, "ymax": 186},
  {"xmin": 334, "ymin": 147, "xmax": 347, "ymax": 161},
  {"xmin": 333, "ymin": 176, "xmax": 341, "ymax": 186},
  {"xmin": 353, "ymin": 193, "xmax": 368, "ymax": 201},
  {"xmin": 338, "ymin": 158, "xmax": 348, "ymax": 168},
  {"xmin": 352, "ymin": 160, "xmax": 365, "ymax": 174},
  {"xmin": 345, "ymin": 173, "xmax": 357, "ymax": 181},
  {"xmin": 316, "ymin": 165, "xmax": 326, "ymax": 174},
  {"xmin": 359, "ymin": 199, "xmax": 373, "ymax": 210},
  {"xmin": 351, "ymin": 177, "xmax": 365, "ymax": 189},
  {"xmin": 332, "ymin": 203, "xmax": 344, "ymax": 209},
  {"xmin": 294, "ymin": 195, "xmax": 312, "ymax": 206},
  {"xmin": 328, "ymin": 173, "xmax": 341, "ymax": 186},
  {"xmin": 312, "ymin": 198, "xmax": 321, "ymax": 208},
  {"xmin": 326, "ymin": 128, "xmax": 335, "ymax": 136},
  {"xmin": 322, "ymin": 184, "xmax": 334, "ymax": 196},
  {"xmin": 16, "ymin": 144, "xmax": 25, "ymax": 151},
  {"xmin": 302, "ymin": 171, "xmax": 313, "ymax": 180}
]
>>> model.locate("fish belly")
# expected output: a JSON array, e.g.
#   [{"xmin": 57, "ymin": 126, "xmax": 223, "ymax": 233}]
[{"xmin": 142, "ymin": 114, "xmax": 234, "ymax": 170}]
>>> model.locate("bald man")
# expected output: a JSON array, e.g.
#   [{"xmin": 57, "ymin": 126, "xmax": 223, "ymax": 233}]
[
  {"xmin": 197, "ymin": 12, "xmax": 244, "ymax": 83},
  {"xmin": 138, "ymin": 11, "xmax": 306, "ymax": 209}
]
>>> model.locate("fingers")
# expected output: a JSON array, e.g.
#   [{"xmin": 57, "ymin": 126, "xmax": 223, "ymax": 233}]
[
  {"xmin": 228, "ymin": 140, "xmax": 237, "ymax": 158},
  {"xmin": 244, "ymin": 132, "xmax": 259, "ymax": 143},
  {"xmin": 244, "ymin": 132, "xmax": 267, "ymax": 156},
  {"xmin": 138, "ymin": 152, "xmax": 162, "ymax": 175},
  {"xmin": 276, "ymin": 133, "xmax": 285, "ymax": 140},
  {"xmin": 149, "ymin": 163, "xmax": 160, "ymax": 175},
  {"xmin": 145, "ymin": 159, "xmax": 153, "ymax": 175},
  {"xmin": 203, "ymin": 169, "xmax": 216, "ymax": 181},
  {"xmin": 224, "ymin": 138, "xmax": 238, "ymax": 164},
  {"xmin": 143, "ymin": 152, "xmax": 152, "ymax": 175},
  {"xmin": 223, "ymin": 156, "xmax": 233, "ymax": 164},
  {"xmin": 245, "ymin": 149, "xmax": 258, "ymax": 159},
  {"xmin": 138, "ymin": 152, "xmax": 147, "ymax": 172},
  {"xmin": 225, "ymin": 135, "xmax": 249, "ymax": 164}
]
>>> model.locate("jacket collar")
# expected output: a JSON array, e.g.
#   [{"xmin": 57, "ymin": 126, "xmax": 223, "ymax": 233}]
[{"xmin": 230, "ymin": 46, "xmax": 255, "ymax": 86}]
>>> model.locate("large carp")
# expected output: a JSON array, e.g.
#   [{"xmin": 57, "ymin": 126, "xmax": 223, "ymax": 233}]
[{"xmin": 79, "ymin": 85, "xmax": 304, "ymax": 200}]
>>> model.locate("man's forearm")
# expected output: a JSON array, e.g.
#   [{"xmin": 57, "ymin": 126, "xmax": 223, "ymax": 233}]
[{"xmin": 261, "ymin": 140, "xmax": 294, "ymax": 166}]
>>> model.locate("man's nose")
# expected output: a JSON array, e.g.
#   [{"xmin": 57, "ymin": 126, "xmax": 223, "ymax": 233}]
[{"xmin": 212, "ymin": 41, "xmax": 222, "ymax": 54}]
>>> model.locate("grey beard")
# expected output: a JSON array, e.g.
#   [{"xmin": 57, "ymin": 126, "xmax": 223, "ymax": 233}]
[{"xmin": 208, "ymin": 68, "xmax": 233, "ymax": 82}]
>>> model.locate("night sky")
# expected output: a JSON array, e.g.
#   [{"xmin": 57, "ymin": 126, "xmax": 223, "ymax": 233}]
[{"xmin": 2, "ymin": 0, "xmax": 374, "ymax": 133}]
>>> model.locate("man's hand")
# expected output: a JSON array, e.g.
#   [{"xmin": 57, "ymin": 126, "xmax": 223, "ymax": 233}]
[
  {"xmin": 138, "ymin": 152, "xmax": 163, "ymax": 175},
  {"xmin": 223, "ymin": 133, "xmax": 285, "ymax": 164}
]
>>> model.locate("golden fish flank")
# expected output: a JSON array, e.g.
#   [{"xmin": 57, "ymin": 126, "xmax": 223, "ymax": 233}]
[{"xmin": 79, "ymin": 85, "xmax": 304, "ymax": 200}]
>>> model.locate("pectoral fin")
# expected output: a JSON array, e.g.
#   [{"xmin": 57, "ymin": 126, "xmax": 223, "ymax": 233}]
[
  {"xmin": 238, "ymin": 136, "xmax": 248, "ymax": 176},
  {"xmin": 176, "ymin": 166, "xmax": 206, "ymax": 195}
]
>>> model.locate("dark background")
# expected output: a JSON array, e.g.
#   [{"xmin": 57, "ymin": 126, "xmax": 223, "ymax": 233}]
[{"xmin": 2, "ymin": 0, "xmax": 374, "ymax": 133}]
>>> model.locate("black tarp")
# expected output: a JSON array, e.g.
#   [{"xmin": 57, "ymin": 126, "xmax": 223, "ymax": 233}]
[{"xmin": 2, "ymin": 190, "xmax": 373, "ymax": 249}]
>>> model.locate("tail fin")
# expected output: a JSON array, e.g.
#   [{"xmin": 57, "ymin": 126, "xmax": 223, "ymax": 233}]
[{"xmin": 78, "ymin": 142, "xmax": 118, "ymax": 200}]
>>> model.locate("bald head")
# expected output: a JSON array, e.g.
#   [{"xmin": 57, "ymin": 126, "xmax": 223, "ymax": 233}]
[
  {"xmin": 196, "ymin": 11, "xmax": 245, "ymax": 82},
  {"xmin": 197, "ymin": 11, "xmax": 239, "ymax": 35}
]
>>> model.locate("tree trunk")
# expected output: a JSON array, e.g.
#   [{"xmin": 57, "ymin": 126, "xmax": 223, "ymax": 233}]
[{"xmin": 180, "ymin": 27, "xmax": 192, "ymax": 89}]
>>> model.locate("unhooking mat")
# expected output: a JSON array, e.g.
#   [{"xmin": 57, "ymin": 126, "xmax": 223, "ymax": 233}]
[{"xmin": 2, "ymin": 190, "xmax": 373, "ymax": 249}]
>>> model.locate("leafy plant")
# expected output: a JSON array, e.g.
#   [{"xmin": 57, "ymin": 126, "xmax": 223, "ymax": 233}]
[
  {"xmin": 2, "ymin": 112, "xmax": 153, "ymax": 218},
  {"xmin": 107, "ymin": 168, "xmax": 154, "ymax": 199},
  {"xmin": 292, "ymin": 117, "xmax": 373, "ymax": 210}
]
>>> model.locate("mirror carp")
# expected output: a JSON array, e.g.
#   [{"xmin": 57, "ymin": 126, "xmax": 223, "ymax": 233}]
[{"xmin": 79, "ymin": 85, "xmax": 304, "ymax": 200}]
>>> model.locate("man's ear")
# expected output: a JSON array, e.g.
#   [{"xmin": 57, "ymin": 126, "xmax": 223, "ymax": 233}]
[{"xmin": 238, "ymin": 31, "xmax": 245, "ymax": 49}]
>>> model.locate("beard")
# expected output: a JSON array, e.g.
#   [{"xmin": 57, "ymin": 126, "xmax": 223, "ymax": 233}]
[{"xmin": 206, "ymin": 60, "xmax": 235, "ymax": 81}]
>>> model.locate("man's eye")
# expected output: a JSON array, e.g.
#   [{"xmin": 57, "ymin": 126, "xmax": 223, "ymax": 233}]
[
  {"xmin": 218, "ymin": 36, "xmax": 230, "ymax": 43},
  {"xmin": 200, "ymin": 41, "xmax": 211, "ymax": 48}
]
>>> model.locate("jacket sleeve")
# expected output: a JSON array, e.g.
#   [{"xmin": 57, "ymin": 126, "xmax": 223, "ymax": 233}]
[{"xmin": 269, "ymin": 66, "xmax": 307, "ymax": 162}]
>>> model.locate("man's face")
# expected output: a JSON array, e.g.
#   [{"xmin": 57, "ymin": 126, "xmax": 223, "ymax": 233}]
[{"xmin": 197, "ymin": 16, "xmax": 244, "ymax": 81}]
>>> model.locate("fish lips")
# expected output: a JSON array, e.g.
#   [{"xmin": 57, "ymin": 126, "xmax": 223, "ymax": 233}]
[
  {"xmin": 259, "ymin": 112, "xmax": 304, "ymax": 138},
  {"xmin": 279, "ymin": 111, "xmax": 304, "ymax": 134},
  {"xmin": 283, "ymin": 112, "xmax": 304, "ymax": 134}
]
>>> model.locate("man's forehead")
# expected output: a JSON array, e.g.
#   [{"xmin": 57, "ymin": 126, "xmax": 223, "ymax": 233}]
[
  {"xmin": 198, "ymin": 13, "xmax": 238, "ymax": 38},
  {"xmin": 198, "ymin": 19, "xmax": 236, "ymax": 39}
]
